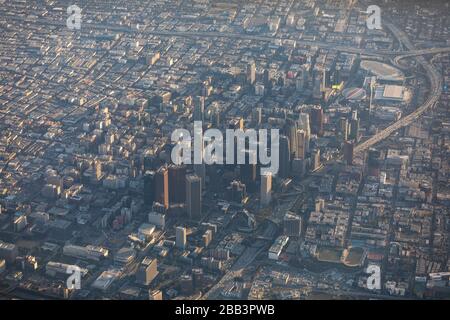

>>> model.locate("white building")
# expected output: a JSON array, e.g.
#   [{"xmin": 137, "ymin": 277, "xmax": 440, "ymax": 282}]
[{"xmin": 176, "ymin": 226, "xmax": 187, "ymax": 249}]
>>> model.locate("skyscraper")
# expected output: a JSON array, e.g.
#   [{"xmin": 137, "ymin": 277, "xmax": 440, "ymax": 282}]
[
  {"xmin": 176, "ymin": 226, "xmax": 187, "ymax": 249},
  {"xmin": 279, "ymin": 135, "xmax": 291, "ymax": 178},
  {"xmin": 260, "ymin": 173, "xmax": 272, "ymax": 207},
  {"xmin": 312, "ymin": 149, "xmax": 321, "ymax": 171},
  {"xmin": 155, "ymin": 167, "xmax": 169, "ymax": 209},
  {"xmin": 344, "ymin": 141, "xmax": 354, "ymax": 165},
  {"xmin": 186, "ymin": 174, "xmax": 202, "ymax": 221},
  {"xmin": 339, "ymin": 117, "xmax": 349, "ymax": 141},
  {"xmin": 283, "ymin": 212, "xmax": 302, "ymax": 237},
  {"xmin": 143, "ymin": 171, "xmax": 156, "ymax": 206},
  {"xmin": 247, "ymin": 60, "xmax": 256, "ymax": 85},
  {"xmin": 136, "ymin": 257, "xmax": 158, "ymax": 286},
  {"xmin": 310, "ymin": 106, "xmax": 324, "ymax": 136},
  {"xmin": 193, "ymin": 96, "xmax": 205, "ymax": 122},
  {"xmin": 350, "ymin": 118, "xmax": 360, "ymax": 142},
  {"xmin": 298, "ymin": 112, "xmax": 311, "ymax": 153},
  {"xmin": 296, "ymin": 129, "xmax": 306, "ymax": 160},
  {"xmin": 285, "ymin": 119, "xmax": 298, "ymax": 159},
  {"xmin": 168, "ymin": 165, "xmax": 186, "ymax": 204}
]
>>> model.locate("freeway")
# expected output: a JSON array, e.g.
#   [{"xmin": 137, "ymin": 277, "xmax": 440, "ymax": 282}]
[
  {"xmin": 93, "ymin": 25, "xmax": 450, "ymax": 58},
  {"xmin": 201, "ymin": 221, "xmax": 277, "ymax": 300},
  {"xmin": 7, "ymin": 14, "xmax": 450, "ymax": 58},
  {"xmin": 354, "ymin": 22, "xmax": 443, "ymax": 154}
]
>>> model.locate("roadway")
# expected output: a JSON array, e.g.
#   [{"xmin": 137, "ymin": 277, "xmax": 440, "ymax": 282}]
[
  {"xmin": 354, "ymin": 22, "xmax": 443, "ymax": 154},
  {"xmin": 7, "ymin": 15, "xmax": 450, "ymax": 58}
]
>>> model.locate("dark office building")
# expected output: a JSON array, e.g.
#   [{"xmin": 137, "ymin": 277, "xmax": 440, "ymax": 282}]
[
  {"xmin": 339, "ymin": 117, "xmax": 349, "ymax": 141},
  {"xmin": 344, "ymin": 141, "xmax": 354, "ymax": 165},
  {"xmin": 169, "ymin": 165, "xmax": 187, "ymax": 204},
  {"xmin": 283, "ymin": 212, "xmax": 302, "ymax": 237},
  {"xmin": 279, "ymin": 135, "xmax": 291, "ymax": 178},
  {"xmin": 186, "ymin": 174, "xmax": 202, "ymax": 221},
  {"xmin": 310, "ymin": 106, "xmax": 324, "ymax": 136},
  {"xmin": 143, "ymin": 171, "xmax": 156, "ymax": 206},
  {"xmin": 350, "ymin": 118, "xmax": 360, "ymax": 141},
  {"xmin": 136, "ymin": 257, "xmax": 158, "ymax": 286},
  {"xmin": 155, "ymin": 167, "xmax": 169, "ymax": 209},
  {"xmin": 285, "ymin": 118, "xmax": 298, "ymax": 158},
  {"xmin": 193, "ymin": 96, "xmax": 205, "ymax": 122}
]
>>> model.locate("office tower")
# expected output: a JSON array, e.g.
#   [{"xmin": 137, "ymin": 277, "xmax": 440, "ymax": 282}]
[
  {"xmin": 313, "ymin": 71, "xmax": 324, "ymax": 100},
  {"xmin": 296, "ymin": 129, "xmax": 306, "ymax": 160},
  {"xmin": 283, "ymin": 212, "xmax": 302, "ymax": 237},
  {"xmin": 136, "ymin": 257, "xmax": 158, "ymax": 286},
  {"xmin": 148, "ymin": 211, "xmax": 166, "ymax": 229},
  {"xmin": 168, "ymin": 165, "xmax": 186, "ymax": 204},
  {"xmin": 310, "ymin": 106, "xmax": 324, "ymax": 136},
  {"xmin": 339, "ymin": 117, "xmax": 349, "ymax": 141},
  {"xmin": 350, "ymin": 118, "xmax": 360, "ymax": 142},
  {"xmin": 143, "ymin": 171, "xmax": 156, "ymax": 206},
  {"xmin": 260, "ymin": 173, "xmax": 272, "ymax": 207},
  {"xmin": 285, "ymin": 119, "xmax": 298, "ymax": 158},
  {"xmin": 186, "ymin": 174, "xmax": 202, "ymax": 221},
  {"xmin": 279, "ymin": 135, "xmax": 291, "ymax": 178},
  {"xmin": 247, "ymin": 60, "xmax": 256, "ymax": 85},
  {"xmin": 155, "ymin": 167, "xmax": 169, "ymax": 209},
  {"xmin": 296, "ymin": 66, "xmax": 307, "ymax": 91},
  {"xmin": 203, "ymin": 229, "xmax": 212, "ymax": 247},
  {"xmin": 193, "ymin": 96, "xmax": 205, "ymax": 122},
  {"xmin": 176, "ymin": 226, "xmax": 187, "ymax": 249},
  {"xmin": 344, "ymin": 141, "xmax": 354, "ymax": 165},
  {"xmin": 298, "ymin": 112, "xmax": 311, "ymax": 153},
  {"xmin": 94, "ymin": 160, "xmax": 102, "ymax": 180},
  {"xmin": 312, "ymin": 148, "xmax": 321, "ymax": 171}
]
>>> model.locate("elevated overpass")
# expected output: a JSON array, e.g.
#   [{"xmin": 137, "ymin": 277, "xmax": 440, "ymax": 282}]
[{"xmin": 354, "ymin": 23, "xmax": 443, "ymax": 154}]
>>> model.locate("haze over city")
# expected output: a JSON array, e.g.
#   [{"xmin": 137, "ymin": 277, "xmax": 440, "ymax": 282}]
[{"xmin": 0, "ymin": 0, "xmax": 449, "ymax": 302}]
